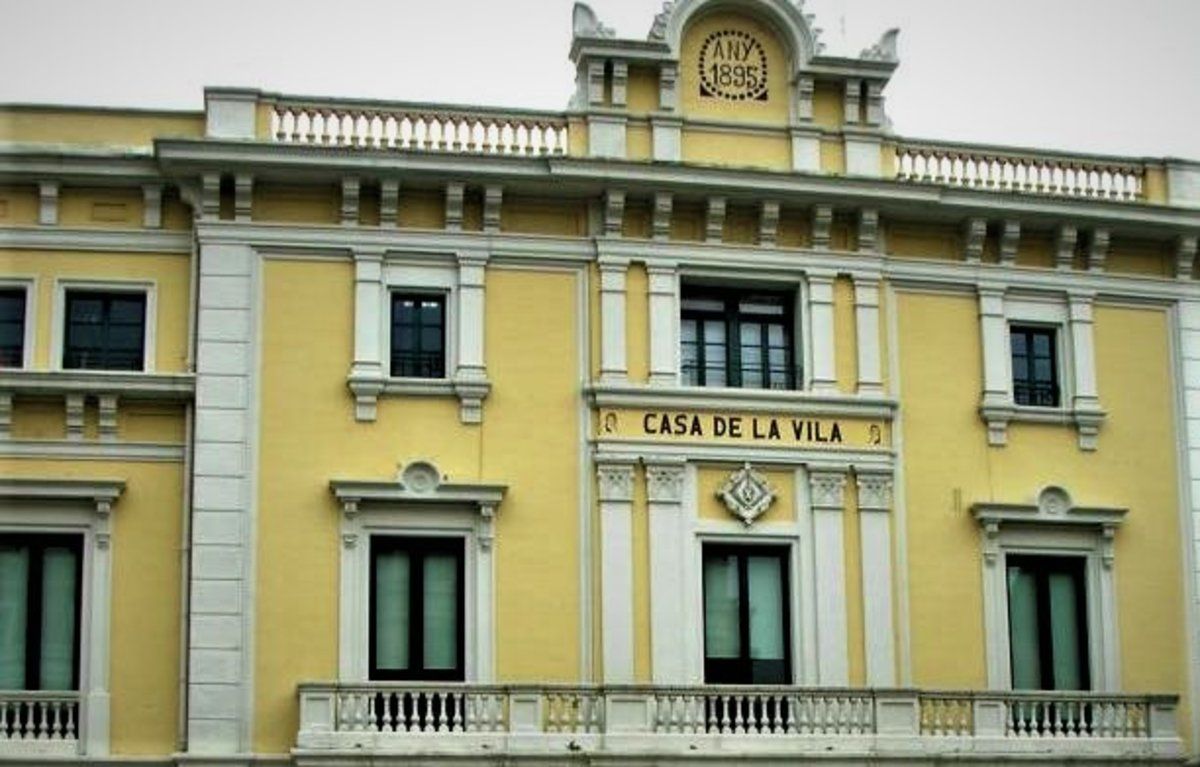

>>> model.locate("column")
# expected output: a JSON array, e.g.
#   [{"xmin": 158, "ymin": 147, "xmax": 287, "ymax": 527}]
[
  {"xmin": 454, "ymin": 251, "xmax": 491, "ymax": 424},
  {"xmin": 645, "ymin": 459, "xmax": 687, "ymax": 684},
  {"xmin": 856, "ymin": 471, "xmax": 896, "ymax": 686},
  {"xmin": 647, "ymin": 263, "xmax": 679, "ymax": 386},
  {"xmin": 853, "ymin": 275, "xmax": 883, "ymax": 395},
  {"xmin": 978, "ymin": 285, "xmax": 1011, "ymax": 446},
  {"xmin": 808, "ymin": 271, "xmax": 837, "ymax": 393},
  {"xmin": 597, "ymin": 459, "xmax": 636, "ymax": 683},
  {"xmin": 599, "ymin": 258, "xmax": 629, "ymax": 384},
  {"xmin": 1069, "ymin": 291, "xmax": 1104, "ymax": 450},
  {"xmin": 809, "ymin": 469, "xmax": 849, "ymax": 684},
  {"xmin": 190, "ymin": 241, "xmax": 257, "ymax": 754},
  {"xmin": 349, "ymin": 247, "xmax": 384, "ymax": 421}
]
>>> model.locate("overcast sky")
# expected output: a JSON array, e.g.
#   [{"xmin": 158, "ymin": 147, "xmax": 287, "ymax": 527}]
[{"xmin": 2, "ymin": 0, "xmax": 1197, "ymax": 159}]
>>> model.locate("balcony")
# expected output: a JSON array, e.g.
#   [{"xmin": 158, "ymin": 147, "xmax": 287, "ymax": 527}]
[
  {"xmin": 296, "ymin": 683, "xmax": 1181, "ymax": 763},
  {"xmin": 0, "ymin": 691, "xmax": 80, "ymax": 757}
]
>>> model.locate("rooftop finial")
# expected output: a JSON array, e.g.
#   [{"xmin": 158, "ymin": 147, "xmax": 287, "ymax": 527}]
[
  {"xmin": 573, "ymin": 2, "xmax": 614, "ymax": 39},
  {"xmin": 860, "ymin": 28, "xmax": 900, "ymax": 62}
]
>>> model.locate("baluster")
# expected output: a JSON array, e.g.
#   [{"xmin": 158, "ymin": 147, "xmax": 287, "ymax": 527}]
[{"xmin": 288, "ymin": 109, "xmax": 304, "ymax": 143}]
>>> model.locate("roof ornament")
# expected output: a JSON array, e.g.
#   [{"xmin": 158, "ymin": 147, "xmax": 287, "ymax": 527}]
[
  {"xmin": 648, "ymin": 1, "xmax": 675, "ymax": 41},
  {"xmin": 804, "ymin": 13, "xmax": 825, "ymax": 54},
  {"xmin": 860, "ymin": 28, "xmax": 900, "ymax": 62},
  {"xmin": 573, "ymin": 2, "xmax": 615, "ymax": 39}
]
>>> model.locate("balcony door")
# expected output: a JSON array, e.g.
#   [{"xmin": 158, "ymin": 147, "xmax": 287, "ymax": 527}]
[{"xmin": 702, "ymin": 545, "xmax": 791, "ymax": 685}]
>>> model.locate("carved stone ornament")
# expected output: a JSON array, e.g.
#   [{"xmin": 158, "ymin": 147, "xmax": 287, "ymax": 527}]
[
  {"xmin": 400, "ymin": 461, "xmax": 441, "ymax": 494},
  {"xmin": 717, "ymin": 463, "xmax": 777, "ymax": 526}
]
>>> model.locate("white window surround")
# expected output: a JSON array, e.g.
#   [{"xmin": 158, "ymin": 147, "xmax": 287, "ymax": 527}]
[
  {"xmin": 347, "ymin": 250, "xmax": 490, "ymax": 424},
  {"xmin": 0, "ymin": 477, "xmax": 125, "ymax": 758},
  {"xmin": 330, "ymin": 462, "xmax": 505, "ymax": 683},
  {"xmin": 50, "ymin": 279, "xmax": 157, "ymax": 374},
  {"xmin": 0, "ymin": 277, "xmax": 36, "ymax": 370},
  {"xmin": 973, "ymin": 486, "xmax": 1125, "ymax": 692},
  {"xmin": 978, "ymin": 287, "xmax": 1105, "ymax": 450}
]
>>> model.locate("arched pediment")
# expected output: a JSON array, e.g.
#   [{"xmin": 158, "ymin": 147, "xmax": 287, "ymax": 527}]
[{"xmin": 649, "ymin": 0, "xmax": 818, "ymax": 74}]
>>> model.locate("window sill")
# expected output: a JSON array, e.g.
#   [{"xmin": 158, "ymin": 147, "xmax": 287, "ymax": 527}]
[
  {"xmin": 980, "ymin": 401, "xmax": 1106, "ymax": 451},
  {"xmin": 348, "ymin": 373, "xmax": 491, "ymax": 425},
  {"xmin": 589, "ymin": 381, "xmax": 896, "ymax": 419}
]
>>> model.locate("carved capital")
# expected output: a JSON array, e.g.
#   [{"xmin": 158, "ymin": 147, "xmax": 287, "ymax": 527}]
[
  {"xmin": 705, "ymin": 196, "xmax": 726, "ymax": 243},
  {"xmin": 604, "ymin": 189, "xmax": 626, "ymax": 237},
  {"xmin": 808, "ymin": 470, "xmax": 847, "ymax": 511},
  {"xmin": 855, "ymin": 472, "xmax": 893, "ymax": 512},
  {"xmin": 645, "ymin": 462, "xmax": 685, "ymax": 504},
  {"xmin": 964, "ymin": 217, "xmax": 987, "ymax": 263},
  {"xmin": 653, "ymin": 193, "xmax": 673, "ymax": 241},
  {"xmin": 811, "ymin": 204, "xmax": 833, "ymax": 250},
  {"xmin": 999, "ymin": 220, "xmax": 1021, "ymax": 265},
  {"xmin": 857, "ymin": 208, "xmax": 879, "ymax": 254},
  {"xmin": 596, "ymin": 463, "xmax": 635, "ymax": 503},
  {"xmin": 759, "ymin": 200, "xmax": 780, "ymax": 247}
]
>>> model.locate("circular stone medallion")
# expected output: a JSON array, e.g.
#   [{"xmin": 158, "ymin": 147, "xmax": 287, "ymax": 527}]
[{"xmin": 698, "ymin": 30, "xmax": 769, "ymax": 102}]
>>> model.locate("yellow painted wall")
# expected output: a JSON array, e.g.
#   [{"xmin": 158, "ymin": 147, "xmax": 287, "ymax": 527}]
[
  {"xmin": 812, "ymin": 82, "xmax": 844, "ymax": 129},
  {"xmin": 777, "ymin": 207, "xmax": 809, "ymax": 248},
  {"xmin": 626, "ymin": 262, "xmax": 649, "ymax": 383},
  {"xmin": 58, "ymin": 187, "xmax": 143, "ymax": 229},
  {"xmin": 887, "ymin": 222, "xmax": 958, "ymax": 261},
  {"xmin": 696, "ymin": 464, "xmax": 795, "ymax": 524},
  {"xmin": 897, "ymin": 292, "xmax": 1189, "ymax": 723},
  {"xmin": 0, "ymin": 457, "xmax": 183, "ymax": 754},
  {"xmin": 0, "ymin": 107, "xmax": 203, "ymax": 146},
  {"xmin": 502, "ymin": 199, "xmax": 587, "ymax": 237},
  {"xmin": 627, "ymin": 67, "xmax": 660, "ymax": 114},
  {"xmin": 626, "ymin": 122, "xmax": 653, "ymax": 162},
  {"xmin": 834, "ymin": 277, "xmax": 857, "ymax": 393},
  {"xmin": 819, "ymin": 139, "xmax": 845, "ymax": 175},
  {"xmin": 253, "ymin": 183, "xmax": 339, "ymax": 225},
  {"xmin": 0, "ymin": 185, "xmax": 38, "ymax": 225},
  {"xmin": 679, "ymin": 11, "xmax": 791, "ymax": 125},
  {"xmin": 1017, "ymin": 231, "xmax": 1055, "ymax": 269},
  {"xmin": 398, "ymin": 189, "xmax": 445, "ymax": 229},
  {"xmin": 1, "ymin": 250, "xmax": 190, "ymax": 372},
  {"xmin": 255, "ymin": 260, "xmax": 582, "ymax": 753},
  {"xmin": 682, "ymin": 129, "xmax": 791, "ymax": 171},
  {"xmin": 1108, "ymin": 238, "xmax": 1173, "ymax": 278}
]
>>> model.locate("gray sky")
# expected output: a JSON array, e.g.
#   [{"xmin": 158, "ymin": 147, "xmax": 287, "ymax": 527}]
[{"xmin": 2, "ymin": 0, "xmax": 1197, "ymax": 159}]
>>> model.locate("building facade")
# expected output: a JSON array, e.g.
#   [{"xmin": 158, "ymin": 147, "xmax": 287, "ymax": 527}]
[{"xmin": 2, "ymin": 0, "xmax": 1199, "ymax": 763}]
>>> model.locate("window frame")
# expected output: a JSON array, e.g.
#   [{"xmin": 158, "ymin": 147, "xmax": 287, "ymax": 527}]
[
  {"xmin": 1004, "ymin": 553, "xmax": 1091, "ymax": 691},
  {"xmin": 368, "ymin": 534, "xmax": 466, "ymax": 682},
  {"xmin": 0, "ymin": 278, "xmax": 35, "ymax": 370},
  {"xmin": 380, "ymin": 265, "xmax": 458, "ymax": 384},
  {"xmin": 388, "ymin": 291, "xmax": 449, "ymax": 380},
  {"xmin": 1008, "ymin": 322, "xmax": 1064, "ymax": 410},
  {"xmin": 51, "ymin": 280, "xmax": 156, "ymax": 374},
  {"xmin": 678, "ymin": 281, "xmax": 803, "ymax": 391}
]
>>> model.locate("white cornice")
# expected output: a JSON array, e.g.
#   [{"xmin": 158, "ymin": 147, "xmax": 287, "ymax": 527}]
[
  {"xmin": 0, "ymin": 440, "xmax": 185, "ymax": 462},
  {"xmin": 0, "ymin": 477, "xmax": 125, "ymax": 511},
  {"xmin": 0, "ymin": 370, "xmax": 195, "ymax": 400},
  {"xmin": 590, "ymin": 382, "xmax": 897, "ymax": 419},
  {"xmin": 0, "ymin": 227, "xmax": 192, "ymax": 254},
  {"xmin": 329, "ymin": 479, "xmax": 506, "ymax": 510}
]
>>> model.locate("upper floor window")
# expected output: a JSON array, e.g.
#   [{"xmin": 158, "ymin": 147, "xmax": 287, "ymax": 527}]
[
  {"xmin": 63, "ymin": 291, "xmax": 146, "ymax": 371},
  {"xmin": 1006, "ymin": 554, "xmax": 1089, "ymax": 691},
  {"xmin": 0, "ymin": 534, "xmax": 82, "ymax": 691},
  {"xmin": 681, "ymin": 287, "xmax": 796, "ymax": 390},
  {"xmin": 1010, "ymin": 325, "xmax": 1060, "ymax": 408},
  {"xmin": 390, "ymin": 293, "xmax": 446, "ymax": 379},
  {"xmin": 0, "ymin": 288, "xmax": 26, "ymax": 368}
]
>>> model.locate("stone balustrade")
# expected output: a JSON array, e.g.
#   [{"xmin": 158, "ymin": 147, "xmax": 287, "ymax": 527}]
[
  {"xmin": 0, "ymin": 691, "xmax": 80, "ymax": 756},
  {"xmin": 894, "ymin": 139, "xmax": 1146, "ymax": 201},
  {"xmin": 296, "ymin": 683, "xmax": 1180, "ymax": 761},
  {"xmin": 267, "ymin": 96, "xmax": 570, "ymax": 156}
]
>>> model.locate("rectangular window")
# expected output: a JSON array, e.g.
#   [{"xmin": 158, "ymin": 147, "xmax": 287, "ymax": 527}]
[
  {"xmin": 0, "ymin": 288, "xmax": 26, "ymax": 368},
  {"xmin": 1006, "ymin": 555, "xmax": 1089, "ymax": 690},
  {"xmin": 1010, "ymin": 325, "xmax": 1059, "ymax": 407},
  {"xmin": 370, "ymin": 537, "xmax": 464, "ymax": 681},
  {"xmin": 0, "ymin": 535, "xmax": 82, "ymax": 691},
  {"xmin": 681, "ymin": 288, "xmax": 796, "ymax": 390},
  {"xmin": 702, "ymin": 544, "xmax": 790, "ymax": 684},
  {"xmin": 390, "ymin": 293, "xmax": 446, "ymax": 379},
  {"xmin": 63, "ymin": 291, "xmax": 146, "ymax": 371}
]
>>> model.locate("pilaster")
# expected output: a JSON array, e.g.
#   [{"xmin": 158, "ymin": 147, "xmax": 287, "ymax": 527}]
[
  {"xmin": 645, "ymin": 459, "xmax": 687, "ymax": 684},
  {"xmin": 856, "ymin": 470, "xmax": 896, "ymax": 686},
  {"xmin": 808, "ymin": 271, "xmax": 837, "ymax": 393},
  {"xmin": 1068, "ymin": 291, "xmax": 1105, "ymax": 450},
  {"xmin": 809, "ymin": 469, "xmax": 849, "ymax": 685},
  {"xmin": 647, "ymin": 263, "xmax": 679, "ymax": 386},
  {"xmin": 348, "ymin": 247, "xmax": 385, "ymax": 422},
  {"xmin": 978, "ymin": 285, "xmax": 1011, "ymax": 446},
  {"xmin": 39, "ymin": 181, "xmax": 59, "ymax": 226},
  {"xmin": 597, "ymin": 458, "xmax": 636, "ymax": 683},
  {"xmin": 853, "ymin": 275, "xmax": 883, "ymax": 395},
  {"xmin": 599, "ymin": 258, "xmax": 630, "ymax": 384},
  {"xmin": 454, "ymin": 250, "xmax": 490, "ymax": 424}
]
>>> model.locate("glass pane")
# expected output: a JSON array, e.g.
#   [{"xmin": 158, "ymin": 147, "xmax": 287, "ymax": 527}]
[
  {"xmin": 420, "ymin": 300, "xmax": 443, "ymax": 322},
  {"xmin": 1007, "ymin": 564, "xmax": 1042, "ymax": 689},
  {"xmin": 374, "ymin": 550, "xmax": 410, "ymax": 671},
  {"xmin": 747, "ymin": 556, "xmax": 784, "ymax": 661},
  {"xmin": 703, "ymin": 321, "xmax": 725, "ymax": 344},
  {"xmin": 1011, "ymin": 332, "xmax": 1027, "ymax": 356},
  {"xmin": 422, "ymin": 554, "xmax": 459, "ymax": 671},
  {"xmin": 703, "ymin": 555, "xmax": 740, "ymax": 659},
  {"xmin": 68, "ymin": 297, "xmax": 103, "ymax": 323},
  {"xmin": 681, "ymin": 298, "xmax": 724, "ymax": 312},
  {"xmin": 680, "ymin": 320, "xmax": 697, "ymax": 344},
  {"xmin": 1012, "ymin": 356, "xmax": 1028, "ymax": 381},
  {"xmin": 767, "ymin": 324, "xmax": 785, "ymax": 347},
  {"xmin": 420, "ymin": 327, "xmax": 442, "ymax": 351},
  {"xmin": 108, "ymin": 298, "xmax": 144, "ymax": 323},
  {"xmin": 1048, "ymin": 572, "xmax": 1084, "ymax": 690},
  {"xmin": 0, "ymin": 291, "xmax": 24, "ymax": 322},
  {"xmin": 739, "ymin": 322, "xmax": 762, "ymax": 348},
  {"xmin": 0, "ymin": 545, "xmax": 29, "ymax": 689},
  {"xmin": 39, "ymin": 547, "xmax": 77, "ymax": 690},
  {"xmin": 1033, "ymin": 333, "xmax": 1052, "ymax": 356},
  {"xmin": 1034, "ymin": 358, "xmax": 1052, "ymax": 382},
  {"xmin": 740, "ymin": 300, "xmax": 783, "ymax": 316}
]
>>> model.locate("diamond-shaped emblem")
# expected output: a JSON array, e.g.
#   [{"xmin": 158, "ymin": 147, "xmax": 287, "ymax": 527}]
[{"xmin": 717, "ymin": 463, "xmax": 776, "ymax": 526}]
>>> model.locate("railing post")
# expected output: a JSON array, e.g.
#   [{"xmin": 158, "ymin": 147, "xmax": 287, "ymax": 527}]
[
  {"xmin": 508, "ymin": 690, "xmax": 543, "ymax": 733},
  {"xmin": 297, "ymin": 686, "xmax": 336, "ymax": 749},
  {"xmin": 1147, "ymin": 695, "xmax": 1181, "ymax": 757},
  {"xmin": 873, "ymin": 689, "xmax": 920, "ymax": 736},
  {"xmin": 604, "ymin": 689, "xmax": 653, "ymax": 734},
  {"xmin": 972, "ymin": 694, "xmax": 1006, "ymax": 737}
]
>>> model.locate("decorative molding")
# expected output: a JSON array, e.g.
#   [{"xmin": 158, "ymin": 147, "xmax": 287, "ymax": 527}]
[
  {"xmin": 795, "ymin": 75, "xmax": 815, "ymax": 122},
  {"xmin": 644, "ymin": 461, "xmax": 685, "ymax": 504},
  {"xmin": 445, "ymin": 182, "xmax": 465, "ymax": 231},
  {"xmin": 858, "ymin": 208, "xmax": 879, "ymax": 253},
  {"xmin": 658, "ymin": 62, "xmax": 678, "ymax": 113},
  {"xmin": 999, "ymin": 220, "xmax": 1020, "ymax": 266},
  {"xmin": 38, "ymin": 180, "xmax": 59, "ymax": 226},
  {"xmin": 705, "ymin": 196, "xmax": 726, "ymax": 243},
  {"xmin": 864, "ymin": 80, "xmax": 886, "ymax": 126},
  {"xmin": 596, "ymin": 462, "xmax": 635, "ymax": 502},
  {"xmin": 96, "ymin": 394, "xmax": 118, "ymax": 442},
  {"xmin": 0, "ymin": 391, "xmax": 10, "ymax": 439},
  {"xmin": 653, "ymin": 192, "xmax": 672, "ymax": 241},
  {"xmin": 808, "ymin": 470, "xmax": 847, "ymax": 511},
  {"xmin": 142, "ymin": 184, "xmax": 163, "ymax": 229},
  {"xmin": 611, "ymin": 60, "xmax": 628, "ymax": 108},
  {"xmin": 330, "ymin": 461, "xmax": 506, "ymax": 513},
  {"xmin": 856, "ymin": 471, "xmax": 893, "ymax": 511},
  {"xmin": 586, "ymin": 60, "xmax": 606, "ymax": 107},
  {"xmin": 1056, "ymin": 224, "xmax": 1078, "ymax": 270},
  {"xmin": 1178, "ymin": 234, "xmax": 1199, "ymax": 280},
  {"xmin": 716, "ymin": 463, "xmax": 777, "ymax": 526},
  {"xmin": 380, "ymin": 179, "xmax": 400, "ymax": 227},
  {"xmin": 340, "ymin": 176, "xmax": 360, "ymax": 226},
  {"xmin": 812, "ymin": 204, "xmax": 833, "ymax": 250},
  {"xmin": 759, "ymin": 200, "xmax": 780, "ymax": 247},
  {"xmin": 964, "ymin": 217, "xmax": 987, "ymax": 263},
  {"xmin": 1087, "ymin": 228, "xmax": 1110, "ymax": 273},
  {"xmin": 0, "ymin": 370, "xmax": 194, "ymax": 400},
  {"xmin": 234, "ymin": 173, "xmax": 253, "ymax": 222},
  {"xmin": 0, "ymin": 439, "xmax": 185, "ymax": 462},
  {"xmin": 65, "ymin": 393, "xmax": 85, "ymax": 441},
  {"xmin": 200, "ymin": 173, "xmax": 221, "ymax": 220},
  {"xmin": 843, "ymin": 78, "xmax": 862, "ymax": 125},
  {"xmin": 0, "ymin": 477, "xmax": 125, "ymax": 513},
  {"xmin": 604, "ymin": 189, "xmax": 626, "ymax": 237},
  {"xmin": 483, "ymin": 185, "xmax": 503, "ymax": 234},
  {"xmin": 598, "ymin": 258, "xmax": 629, "ymax": 384}
]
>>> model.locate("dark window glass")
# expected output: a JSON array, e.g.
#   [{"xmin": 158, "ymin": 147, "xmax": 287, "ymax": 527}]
[
  {"xmin": 681, "ymin": 288, "xmax": 796, "ymax": 390},
  {"xmin": 0, "ymin": 289, "xmax": 26, "ymax": 368},
  {"xmin": 390, "ymin": 294, "xmax": 446, "ymax": 378},
  {"xmin": 370, "ymin": 537, "xmax": 464, "ymax": 681},
  {"xmin": 1006, "ymin": 555, "xmax": 1089, "ymax": 691},
  {"xmin": 702, "ymin": 545, "xmax": 790, "ymax": 684},
  {"xmin": 1010, "ymin": 325, "xmax": 1059, "ymax": 407},
  {"xmin": 0, "ymin": 535, "xmax": 83, "ymax": 691},
  {"xmin": 63, "ymin": 291, "xmax": 146, "ymax": 371}
]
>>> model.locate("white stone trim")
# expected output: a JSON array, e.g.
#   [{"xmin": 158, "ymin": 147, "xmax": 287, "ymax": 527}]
[
  {"xmin": 0, "ymin": 276, "xmax": 36, "ymax": 370},
  {"xmin": 643, "ymin": 458, "xmax": 687, "ymax": 684},
  {"xmin": 856, "ymin": 470, "xmax": 896, "ymax": 686},
  {"xmin": 646, "ymin": 263, "xmax": 679, "ymax": 387},
  {"xmin": 845, "ymin": 135, "xmax": 884, "ymax": 178},
  {"xmin": 331, "ymin": 464, "xmax": 504, "ymax": 684},
  {"xmin": 808, "ymin": 468, "xmax": 849, "ymax": 684},
  {"xmin": 0, "ymin": 227, "xmax": 192, "ymax": 254},
  {"xmin": 0, "ymin": 477, "xmax": 125, "ymax": 757},
  {"xmin": 599, "ymin": 259, "xmax": 629, "ymax": 384},
  {"xmin": 588, "ymin": 114, "xmax": 627, "ymax": 160},
  {"xmin": 853, "ymin": 275, "xmax": 883, "ymax": 395},
  {"xmin": 141, "ymin": 184, "xmax": 163, "ymax": 229},
  {"xmin": 204, "ymin": 88, "xmax": 258, "ymax": 140},
  {"xmin": 974, "ymin": 487, "xmax": 1125, "ymax": 692},
  {"xmin": 651, "ymin": 117, "xmax": 681, "ymax": 163},
  {"xmin": 38, "ymin": 181, "xmax": 59, "ymax": 226},
  {"xmin": 50, "ymin": 278, "xmax": 157, "ymax": 373},
  {"xmin": 596, "ymin": 458, "xmax": 636, "ymax": 683},
  {"xmin": 0, "ymin": 439, "xmax": 184, "ymax": 461},
  {"xmin": 807, "ymin": 271, "xmax": 837, "ymax": 393}
]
